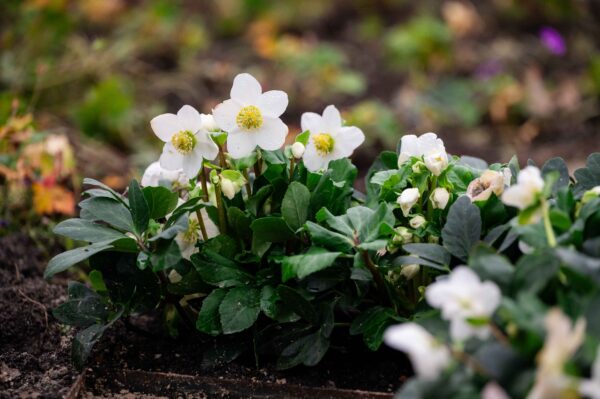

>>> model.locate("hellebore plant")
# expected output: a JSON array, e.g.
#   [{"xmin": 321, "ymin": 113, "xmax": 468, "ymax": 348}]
[{"xmin": 46, "ymin": 73, "xmax": 600, "ymax": 399}]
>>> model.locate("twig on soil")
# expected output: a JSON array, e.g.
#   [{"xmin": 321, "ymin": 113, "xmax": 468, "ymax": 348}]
[
  {"xmin": 17, "ymin": 288, "xmax": 48, "ymax": 329},
  {"xmin": 65, "ymin": 370, "xmax": 87, "ymax": 399}
]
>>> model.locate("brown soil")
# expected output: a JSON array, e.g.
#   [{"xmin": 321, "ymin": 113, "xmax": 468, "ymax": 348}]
[{"xmin": 0, "ymin": 233, "xmax": 79, "ymax": 399}]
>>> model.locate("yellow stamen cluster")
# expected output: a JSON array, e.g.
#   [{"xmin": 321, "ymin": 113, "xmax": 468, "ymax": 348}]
[
  {"xmin": 183, "ymin": 219, "xmax": 200, "ymax": 243},
  {"xmin": 171, "ymin": 130, "xmax": 197, "ymax": 154},
  {"xmin": 236, "ymin": 105, "xmax": 263, "ymax": 130},
  {"xmin": 313, "ymin": 133, "xmax": 335, "ymax": 156}
]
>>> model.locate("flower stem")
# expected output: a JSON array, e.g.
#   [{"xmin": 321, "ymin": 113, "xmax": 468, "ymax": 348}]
[
  {"xmin": 289, "ymin": 157, "xmax": 295, "ymax": 183},
  {"xmin": 242, "ymin": 169, "xmax": 252, "ymax": 196},
  {"xmin": 199, "ymin": 164, "xmax": 209, "ymax": 202},
  {"xmin": 489, "ymin": 322, "xmax": 510, "ymax": 346},
  {"xmin": 254, "ymin": 152, "xmax": 263, "ymax": 178},
  {"xmin": 217, "ymin": 144, "xmax": 227, "ymax": 169},
  {"xmin": 195, "ymin": 209, "xmax": 209, "ymax": 241},
  {"xmin": 541, "ymin": 199, "xmax": 557, "ymax": 247},
  {"xmin": 451, "ymin": 348, "xmax": 489, "ymax": 376},
  {"xmin": 361, "ymin": 250, "xmax": 391, "ymax": 307},
  {"xmin": 215, "ymin": 181, "xmax": 227, "ymax": 234}
]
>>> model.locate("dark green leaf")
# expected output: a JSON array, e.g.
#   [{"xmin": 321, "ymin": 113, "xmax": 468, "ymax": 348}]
[
  {"xmin": 79, "ymin": 196, "xmax": 134, "ymax": 232},
  {"xmin": 277, "ymin": 285, "xmax": 318, "ymax": 324},
  {"xmin": 218, "ymin": 286, "xmax": 261, "ymax": 334},
  {"xmin": 53, "ymin": 218, "xmax": 126, "ymax": 243},
  {"xmin": 45, "ymin": 240, "xmax": 117, "ymax": 278},
  {"xmin": 469, "ymin": 244, "xmax": 513, "ymax": 289},
  {"xmin": 280, "ymin": 247, "xmax": 341, "ymax": 282},
  {"xmin": 281, "ymin": 182, "xmax": 310, "ymax": 231},
  {"xmin": 142, "ymin": 186, "xmax": 179, "ymax": 219},
  {"xmin": 72, "ymin": 324, "xmax": 107, "ymax": 370},
  {"xmin": 197, "ymin": 288, "xmax": 227, "ymax": 336},
  {"xmin": 304, "ymin": 221, "xmax": 354, "ymax": 253},
  {"xmin": 442, "ymin": 196, "xmax": 482, "ymax": 261},
  {"xmin": 128, "ymin": 180, "xmax": 149, "ymax": 234}
]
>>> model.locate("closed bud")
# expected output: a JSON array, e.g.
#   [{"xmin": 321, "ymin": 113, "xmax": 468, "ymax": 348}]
[
  {"xmin": 430, "ymin": 188, "xmax": 450, "ymax": 210},
  {"xmin": 220, "ymin": 178, "xmax": 237, "ymax": 200},
  {"xmin": 410, "ymin": 215, "xmax": 427, "ymax": 229},
  {"xmin": 397, "ymin": 188, "xmax": 420, "ymax": 217},
  {"xmin": 292, "ymin": 142, "xmax": 305, "ymax": 159},
  {"xmin": 424, "ymin": 150, "xmax": 449, "ymax": 176},
  {"xmin": 400, "ymin": 264, "xmax": 420, "ymax": 280}
]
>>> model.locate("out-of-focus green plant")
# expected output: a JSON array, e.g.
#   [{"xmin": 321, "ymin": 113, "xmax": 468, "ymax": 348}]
[{"xmin": 343, "ymin": 100, "xmax": 402, "ymax": 149}]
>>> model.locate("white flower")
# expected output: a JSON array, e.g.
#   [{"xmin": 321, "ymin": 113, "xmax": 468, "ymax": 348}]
[
  {"xmin": 425, "ymin": 266, "xmax": 501, "ymax": 341},
  {"xmin": 397, "ymin": 188, "xmax": 420, "ymax": 217},
  {"xmin": 398, "ymin": 132, "xmax": 448, "ymax": 176},
  {"xmin": 175, "ymin": 208, "xmax": 219, "ymax": 260},
  {"xmin": 400, "ymin": 264, "xmax": 420, "ymax": 280},
  {"xmin": 291, "ymin": 142, "xmax": 305, "ymax": 159},
  {"xmin": 151, "ymin": 105, "xmax": 219, "ymax": 178},
  {"xmin": 482, "ymin": 382, "xmax": 512, "ymax": 399},
  {"xmin": 467, "ymin": 170, "xmax": 506, "ymax": 202},
  {"xmin": 384, "ymin": 323, "xmax": 451, "ymax": 380},
  {"xmin": 502, "ymin": 166, "xmax": 544, "ymax": 210},
  {"xmin": 392, "ymin": 226, "xmax": 413, "ymax": 245},
  {"xmin": 220, "ymin": 177, "xmax": 238, "ymax": 200},
  {"xmin": 141, "ymin": 161, "xmax": 188, "ymax": 188},
  {"xmin": 527, "ymin": 308, "xmax": 585, "ymax": 399},
  {"xmin": 430, "ymin": 188, "xmax": 450, "ymax": 210},
  {"xmin": 213, "ymin": 73, "xmax": 289, "ymax": 158},
  {"xmin": 424, "ymin": 150, "xmax": 449, "ymax": 176},
  {"xmin": 410, "ymin": 215, "xmax": 427, "ymax": 229},
  {"xmin": 580, "ymin": 347, "xmax": 600, "ymax": 399},
  {"xmin": 300, "ymin": 105, "xmax": 365, "ymax": 172}
]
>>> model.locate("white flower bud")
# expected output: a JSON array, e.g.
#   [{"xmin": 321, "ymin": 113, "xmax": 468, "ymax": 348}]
[
  {"xmin": 168, "ymin": 269, "xmax": 183, "ymax": 284},
  {"xmin": 400, "ymin": 264, "xmax": 420, "ymax": 280},
  {"xmin": 410, "ymin": 215, "xmax": 427, "ymax": 229},
  {"xmin": 200, "ymin": 113, "xmax": 219, "ymax": 131},
  {"xmin": 582, "ymin": 186, "xmax": 600, "ymax": 204},
  {"xmin": 392, "ymin": 226, "xmax": 413, "ymax": 245},
  {"xmin": 412, "ymin": 161, "xmax": 425, "ymax": 173},
  {"xmin": 430, "ymin": 188, "xmax": 450, "ymax": 210},
  {"xmin": 220, "ymin": 178, "xmax": 237, "ymax": 200},
  {"xmin": 291, "ymin": 142, "xmax": 305, "ymax": 159},
  {"xmin": 397, "ymin": 188, "xmax": 420, "ymax": 217},
  {"xmin": 424, "ymin": 150, "xmax": 449, "ymax": 176},
  {"xmin": 501, "ymin": 166, "xmax": 544, "ymax": 210}
]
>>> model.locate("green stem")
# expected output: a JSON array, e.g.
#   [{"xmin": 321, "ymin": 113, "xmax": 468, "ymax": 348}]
[
  {"xmin": 217, "ymin": 145, "xmax": 227, "ymax": 169},
  {"xmin": 243, "ymin": 169, "xmax": 252, "ymax": 196},
  {"xmin": 215, "ymin": 182, "xmax": 227, "ymax": 234},
  {"xmin": 195, "ymin": 209, "xmax": 209, "ymax": 241},
  {"xmin": 361, "ymin": 250, "xmax": 392, "ymax": 308},
  {"xmin": 541, "ymin": 199, "xmax": 557, "ymax": 247},
  {"xmin": 199, "ymin": 164, "xmax": 209, "ymax": 202},
  {"xmin": 289, "ymin": 157, "xmax": 295, "ymax": 183}
]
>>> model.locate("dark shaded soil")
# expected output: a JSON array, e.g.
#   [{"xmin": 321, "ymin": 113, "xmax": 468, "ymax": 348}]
[
  {"xmin": 0, "ymin": 233, "xmax": 79, "ymax": 399},
  {"xmin": 0, "ymin": 232, "xmax": 409, "ymax": 398}
]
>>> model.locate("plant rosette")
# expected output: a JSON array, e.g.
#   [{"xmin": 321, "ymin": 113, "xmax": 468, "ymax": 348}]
[{"xmin": 46, "ymin": 74, "xmax": 600, "ymax": 399}]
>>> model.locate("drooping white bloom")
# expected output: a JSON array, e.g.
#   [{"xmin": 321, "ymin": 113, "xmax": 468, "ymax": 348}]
[
  {"xmin": 141, "ymin": 161, "xmax": 188, "ymax": 188},
  {"xmin": 397, "ymin": 188, "xmax": 420, "ymax": 217},
  {"xmin": 467, "ymin": 170, "xmax": 506, "ymax": 202},
  {"xmin": 580, "ymin": 347, "xmax": 600, "ymax": 399},
  {"xmin": 398, "ymin": 133, "xmax": 449, "ymax": 176},
  {"xmin": 213, "ymin": 73, "xmax": 289, "ymax": 158},
  {"xmin": 400, "ymin": 264, "xmax": 420, "ymax": 280},
  {"xmin": 410, "ymin": 215, "xmax": 427, "ymax": 229},
  {"xmin": 430, "ymin": 187, "xmax": 450, "ymax": 210},
  {"xmin": 220, "ymin": 178, "xmax": 238, "ymax": 200},
  {"xmin": 527, "ymin": 308, "xmax": 586, "ymax": 399},
  {"xmin": 291, "ymin": 142, "xmax": 305, "ymax": 159},
  {"xmin": 425, "ymin": 266, "xmax": 501, "ymax": 341},
  {"xmin": 175, "ymin": 208, "xmax": 219, "ymax": 260},
  {"xmin": 151, "ymin": 105, "xmax": 219, "ymax": 178},
  {"xmin": 299, "ymin": 105, "xmax": 365, "ymax": 172},
  {"xmin": 384, "ymin": 323, "xmax": 451, "ymax": 380},
  {"xmin": 502, "ymin": 166, "xmax": 544, "ymax": 210},
  {"xmin": 482, "ymin": 382, "xmax": 511, "ymax": 399}
]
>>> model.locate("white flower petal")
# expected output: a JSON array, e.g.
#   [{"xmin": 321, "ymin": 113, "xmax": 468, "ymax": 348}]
[
  {"xmin": 301, "ymin": 112, "xmax": 324, "ymax": 133},
  {"xmin": 159, "ymin": 142, "xmax": 183, "ymax": 171},
  {"xmin": 177, "ymin": 105, "xmax": 203, "ymax": 133},
  {"xmin": 181, "ymin": 148, "xmax": 204, "ymax": 178},
  {"xmin": 230, "ymin": 73, "xmax": 262, "ymax": 104},
  {"xmin": 303, "ymin": 144, "xmax": 328, "ymax": 172},
  {"xmin": 151, "ymin": 113, "xmax": 181, "ymax": 142},
  {"xmin": 398, "ymin": 134, "xmax": 419, "ymax": 164},
  {"xmin": 213, "ymin": 99, "xmax": 242, "ymax": 132},
  {"xmin": 196, "ymin": 135, "xmax": 219, "ymax": 161},
  {"xmin": 257, "ymin": 90, "xmax": 288, "ymax": 118},
  {"xmin": 418, "ymin": 132, "xmax": 444, "ymax": 155},
  {"xmin": 226, "ymin": 130, "xmax": 257, "ymax": 158},
  {"xmin": 334, "ymin": 126, "xmax": 365, "ymax": 158},
  {"xmin": 254, "ymin": 117, "xmax": 288, "ymax": 151},
  {"xmin": 321, "ymin": 105, "xmax": 342, "ymax": 131}
]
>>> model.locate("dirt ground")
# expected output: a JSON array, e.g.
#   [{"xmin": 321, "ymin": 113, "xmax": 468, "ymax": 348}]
[{"xmin": 0, "ymin": 233, "xmax": 408, "ymax": 398}]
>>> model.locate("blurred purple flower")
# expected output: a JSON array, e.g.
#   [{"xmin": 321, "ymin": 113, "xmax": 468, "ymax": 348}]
[{"xmin": 540, "ymin": 27, "xmax": 566, "ymax": 55}]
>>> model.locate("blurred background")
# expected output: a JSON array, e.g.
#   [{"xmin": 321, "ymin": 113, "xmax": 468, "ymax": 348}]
[{"xmin": 1, "ymin": 0, "xmax": 600, "ymax": 238}]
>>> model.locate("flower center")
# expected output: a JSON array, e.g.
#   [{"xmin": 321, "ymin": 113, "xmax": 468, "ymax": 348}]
[
  {"xmin": 171, "ymin": 130, "xmax": 197, "ymax": 154},
  {"xmin": 313, "ymin": 133, "xmax": 335, "ymax": 156},
  {"xmin": 236, "ymin": 105, "xmax": 263, "ymax": 130},
  {"xmin": 183, "ymin": 219, "xmax": 200, "ymax": 243}
]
